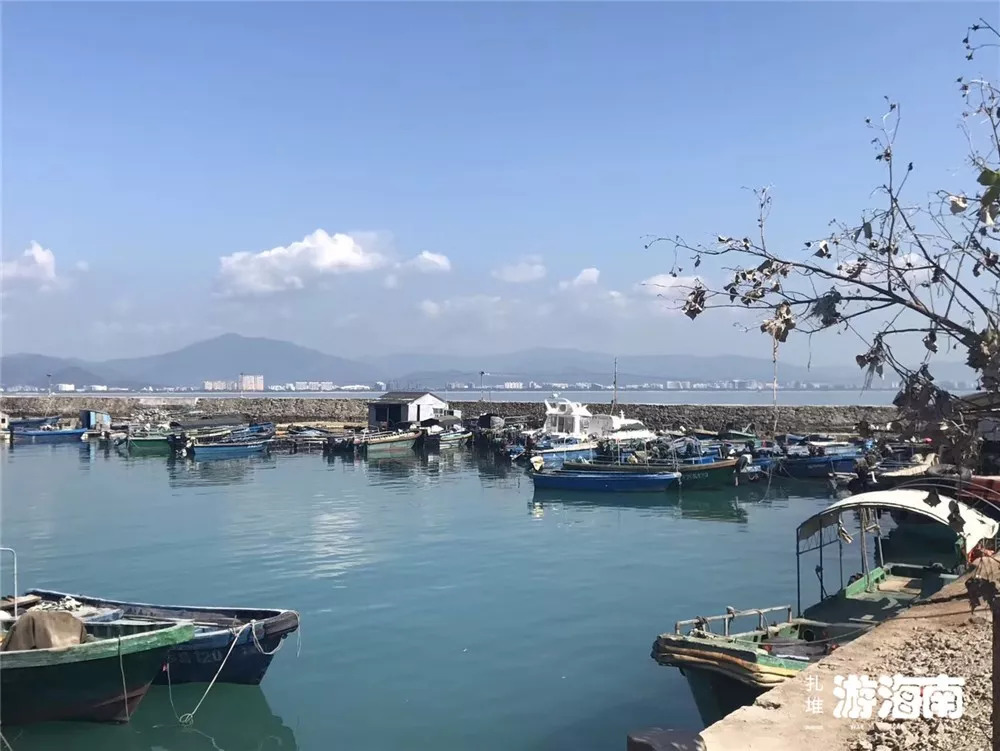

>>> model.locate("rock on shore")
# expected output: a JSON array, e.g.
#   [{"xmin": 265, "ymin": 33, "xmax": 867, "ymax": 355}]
[{"xmin": 0, "ymin": 395, "xmax": 898, "ymax": 435}]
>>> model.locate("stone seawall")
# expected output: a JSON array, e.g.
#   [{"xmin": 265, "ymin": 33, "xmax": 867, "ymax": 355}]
[{"xmin": 0, "ymin": 395, "xmax": 898, "ymax": 435}]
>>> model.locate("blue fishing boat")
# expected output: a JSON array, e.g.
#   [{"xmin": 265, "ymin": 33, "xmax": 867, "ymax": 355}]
[
  {"xmin": 531, "ymin": 469, "xmax": 681, "ymax": 492},
  {"xmin": 24, "ymin": 589, "xmax": 299, "ymax": 685},
  {"xmin": 189, "ymin": 439, "xmax": 268, "ymax": 459},
  {"xmin": 778, "ymin": 442, "xmax": 862, "ymax": 479},
  {"xmin": 9, "ymin": 427, "xmax": 87, "ymax": 443}
]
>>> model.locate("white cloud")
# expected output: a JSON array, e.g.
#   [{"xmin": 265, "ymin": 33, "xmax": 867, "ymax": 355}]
[
  {"xmin": 419, "ymin": 300, "xmax": 442, "ymax": 318},
  {"xmin": 559, "ymin": 267, "xmax": 600, "ymax": 290},
  {"xmin": 217, "ymin": 229, "xmax": 388, "ymax": 296},
  {"xmin": 418, "ymin": 295, "xmax": 507, "ymax": 319},
  {"xmin": 1, "ymin": 242, "xmax": 61, "ymax": 290},
  {"xmin": 74, "ymin": 260, "xmax": 90, "ymax": 272},
  {"xmin": 404, "ymin": 251, "xmax": 451, "ymax": 273},
  {"xmin": 383, "ymin": 274, "xmax": 399, "ymax": 289},
  {"xmin": 492, "ymin": 256, "xmax": 546, "ymax": 283}
]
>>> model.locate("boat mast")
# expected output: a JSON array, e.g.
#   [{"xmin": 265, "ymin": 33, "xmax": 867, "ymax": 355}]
[{"xmin": 612, "ymin": 357, "xmax": 618, "ymax": 412}]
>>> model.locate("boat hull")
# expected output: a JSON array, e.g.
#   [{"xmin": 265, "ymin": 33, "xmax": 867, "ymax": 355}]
[
  {"xmin": 27, "ymin": 589, "xmax": 300, "ymax": 686},
  {"xmin": 10, "ymin": 428, "xmax": 87, "ymax": 443},
  {"xmin": 189, "ymin": 441, "xmax": 268, "ymax": 459},
  {"xmin": 362, "ymin": 437, "xmax": 418, "ymax": 454},
  {"xmin": 0, "ymin": 621, "xmax": 194, "ymax": 725},
  {"xmin": 0, "ymin": 645, "xmax": 168, "ymax": 724},
  {"xmin": 779, "ymin": 454, "xmax": 859, "ymax": 478},
  {"xmin": 562, "ymin": 459, "xmax": 741, "ymax": 488},
  {"xmin": 680, "ymin": 665, "xmax": 770, "ymax": 727},
  {"xmin": 126, "ymin": 437, "xmax": 171, "ymax": 454}
]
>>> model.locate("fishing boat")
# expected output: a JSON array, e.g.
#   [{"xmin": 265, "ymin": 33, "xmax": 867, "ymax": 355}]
[
  {"xmin": 24, "ymin": 589, "xmax": 300, "ymax": 685},
  {"xmin": 508, "ymin": 397, "xmax": 602, "ymax": 467},
  {"xmin": 562, "ymin": 440, "xmax": 757, "ymax": 488},
  {"xmin": 651, "ymin": 488, "xmax": 999, "ymax": 726},
  {"xmin": 188, "ymin": 439, "xmax": 268, "ymax": 459},
  {"xmin": 0, "ymin": 610, "xmax": 195, "ymax": 725},
  {"xmin": 125, "ymin": 433, "xmax": 172, "ymax": 454},
  {"xmin": 561, "ymin": 456, "xmax": 748, "ymax": 487},
  {"xmin": 438, "ymin": 427, "xmax": 473, "ymax": 447},
  {"xmin": 776, "ymin": 441, "xmax": 863, "ymax": 479},
  {"xmin": 357, "ymin": 429, "xmax": 421, "ymax": 454},
  {"xmin": 10, "ymin": 426, "xmax": 87, "ymax": 443},
  {"xmin": 530, "ymin": 467, "xmax": 681, "ymax": 492}
]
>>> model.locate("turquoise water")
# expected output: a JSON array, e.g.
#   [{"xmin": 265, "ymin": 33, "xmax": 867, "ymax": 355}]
[{"xmin": 0, "ymin": 442, "xmax": 838, "ymax": 751}]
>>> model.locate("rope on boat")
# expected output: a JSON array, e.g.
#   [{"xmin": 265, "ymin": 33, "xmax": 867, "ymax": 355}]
[
  {"xmin": 167, "ymin": 616, "xmax": 302, "ymax": 727},
  {"xmin": 118, "ymin": 635, "xmax": 130, "ymax": 722},
  {"xmin": 249, "ymin": 612, "xmax": 302, "ymax": 657},
  {"xmin": 168, "ymin": 621, "xmax": 252, "ymax": 726},
  {"xmin": 0, "ymin": 732, "xmax": 14, "ymax": 751}
]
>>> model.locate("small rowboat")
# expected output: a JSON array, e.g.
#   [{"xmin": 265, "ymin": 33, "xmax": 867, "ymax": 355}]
[
  {"xmin": 0, "ymin": 612, "xmax": 194, "ymax": 725},
  {"xmin": 26, "ymin": 589, "xmax": 300, "ymax": 686},
  {"xmin": 9, "ymin": 427, "xmax": 87, "ymax": 443},
  {"xmin": 188, "ymin": 440, "xmax": 268, "ymax": 459}
]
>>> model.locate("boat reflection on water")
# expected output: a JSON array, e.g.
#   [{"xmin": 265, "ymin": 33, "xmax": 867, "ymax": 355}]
[
  {"xmin": 6, "ymin": 684, "xmax": 297, "ymax": 751},
  {"xmin": 364, "ymin": 455, "xmax": 421, "ymax": 485},
  {"xmin": 166, "ymin": 455, "xmax": 276, "ymax": 489},
  {"xmin": 528, "ymin": 488, "xmax": 755, "ymax": 523}
]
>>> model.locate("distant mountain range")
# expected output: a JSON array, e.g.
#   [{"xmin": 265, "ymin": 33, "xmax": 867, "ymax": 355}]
[{"xmin": 0, "ymin": 333, "xmax": 978, "ymax": 389}]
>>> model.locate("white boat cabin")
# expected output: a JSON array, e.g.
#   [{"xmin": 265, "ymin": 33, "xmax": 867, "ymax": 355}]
[
  {"xmin": 589, "ymin": 411, "xmax": 657, "ymax": 443},
  {"xmin": 540, "ymin": 397, "xmax": 656, "ymax": 442},
  {"xmin": 541, "ymin": 397, "xmax": 593, "ymax": 438}
]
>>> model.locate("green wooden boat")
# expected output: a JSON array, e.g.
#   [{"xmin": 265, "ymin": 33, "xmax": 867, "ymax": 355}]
[
  {"xmin": 0, "ymin": 613, "xmax": 195, "ymax": 725},
  {"xmin": 651, "ymin": 488, "xmax": 998, "ymax": 727},
  {"xmin": 126, "ymin": 434, "xmax": 171, "ymax": 454}
]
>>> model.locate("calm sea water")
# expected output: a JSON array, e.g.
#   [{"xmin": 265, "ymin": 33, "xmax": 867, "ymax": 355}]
[{"xmin": 0, "ymin": 442, "xmax": 839, "ymax": 751}]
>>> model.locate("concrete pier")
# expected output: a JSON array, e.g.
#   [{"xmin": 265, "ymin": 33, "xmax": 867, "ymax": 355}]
[{"xmin": 694, "ymin": 568, "xmax": 992, "ymax": 751}]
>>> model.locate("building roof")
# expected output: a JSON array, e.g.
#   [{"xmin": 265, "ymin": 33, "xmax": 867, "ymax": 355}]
[{"xmin": 376, "ymin": 391, "xmax": 446, "ymax": 403}]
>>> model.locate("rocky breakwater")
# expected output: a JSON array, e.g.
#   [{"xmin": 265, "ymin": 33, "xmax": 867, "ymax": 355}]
[
  {"xmin": 454, "ymin": 401, "xmax": 899, "ymax": 435},
  {"xmin": 0, "ymin": 395, "xmax": 899, "ymax": 434},
  {"xmin": 0, "ymin": 395, "xmax": 369, "ymax": 424}
]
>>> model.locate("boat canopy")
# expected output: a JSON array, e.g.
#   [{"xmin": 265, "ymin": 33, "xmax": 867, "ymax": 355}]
[{"xmin": 797, "ymin": 489, "xmax": 999, "ymax": 554}]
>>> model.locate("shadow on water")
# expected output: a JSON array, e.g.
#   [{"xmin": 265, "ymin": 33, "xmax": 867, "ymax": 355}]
[
  {"xmin": 165, "ymin": 456, "xmax": 278, "ymax": 489},
  {"xmin": 5, "ymin": 685, "xmax": 297, "ymax": 751}
]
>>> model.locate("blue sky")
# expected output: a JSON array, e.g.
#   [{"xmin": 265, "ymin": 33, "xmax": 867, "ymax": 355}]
[{"xmin": 3, "ymin": 1, "xmax": 997, "ymax": 367}]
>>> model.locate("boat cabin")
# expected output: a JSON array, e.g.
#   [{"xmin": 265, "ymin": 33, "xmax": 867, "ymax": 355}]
[
  {"xmin": 541, "ymin": 397, "xmax": 592, "ymax": 438},
  {"xmin": 795, "ymin": 488, "xmax": 999, "ymax": 623},
  {"xmin": 368, "ymin": 392, "xmax": 450, "ymax": 429}
]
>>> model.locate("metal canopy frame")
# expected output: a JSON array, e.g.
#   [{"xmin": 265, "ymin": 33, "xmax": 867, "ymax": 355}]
[{"xmin": 792, "ymin": 488, "xmax": 1000, "ymax": 616}]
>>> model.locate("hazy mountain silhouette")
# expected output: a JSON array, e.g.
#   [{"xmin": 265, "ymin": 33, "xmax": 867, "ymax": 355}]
[{"xmin": 0, "ymin": 335, "xmax": 978, "ymax": 389}]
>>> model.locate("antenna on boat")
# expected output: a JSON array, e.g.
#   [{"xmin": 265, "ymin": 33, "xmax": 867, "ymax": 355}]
[{"xmin": 612, "ymin": 357, "xmax": 618, "ymax": 411}]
